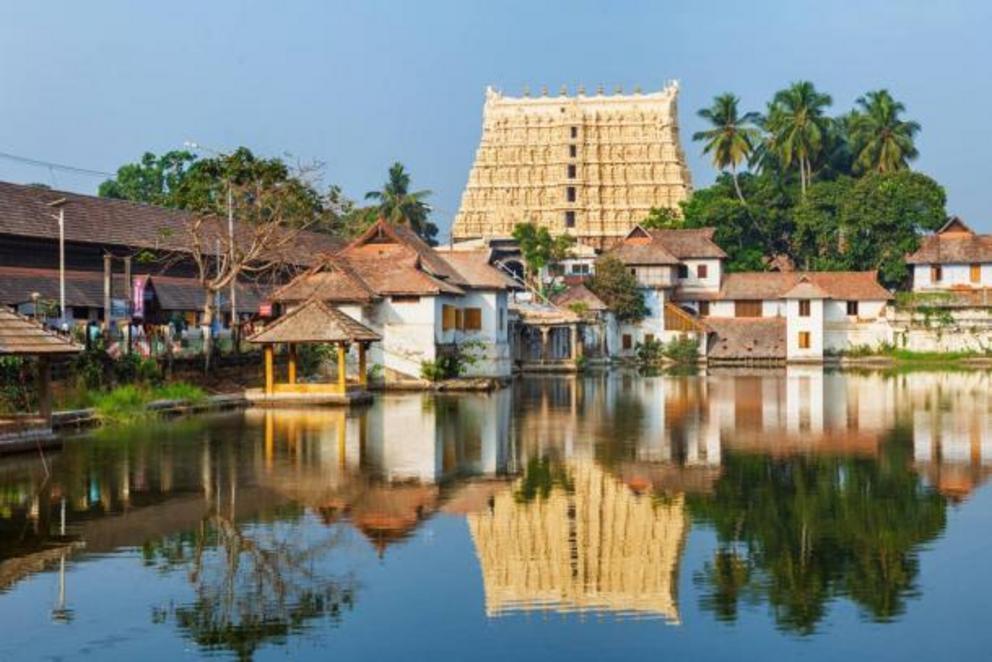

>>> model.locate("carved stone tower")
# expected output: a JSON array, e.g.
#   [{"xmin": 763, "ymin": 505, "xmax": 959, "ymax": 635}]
[{"xmin": 452, "ymin": 82, "xmax": 693, "ymax": 249}]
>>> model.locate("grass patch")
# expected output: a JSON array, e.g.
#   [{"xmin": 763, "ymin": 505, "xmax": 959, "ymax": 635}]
[
  {"xmin": 92, "ymin": 382, "xmax": 208, "ymax": 425},
  {"xmin": 889, "ymin": 349, "xmax": 987, "ymax": 362}
]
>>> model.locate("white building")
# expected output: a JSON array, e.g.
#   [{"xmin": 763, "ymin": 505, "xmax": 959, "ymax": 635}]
[
  {"xmin": 272, "ymin": 220, "xmax": 515, "ymax": 380},
  {"xmin": 907, "ymin": 217, "xmax": 992, "ymax": 291}
]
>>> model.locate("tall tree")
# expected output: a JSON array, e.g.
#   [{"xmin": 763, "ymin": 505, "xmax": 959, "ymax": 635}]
[
  {"xmin": 365, "ymin": 162, "xmax": 438, "ymax": 245},
  {"xmin": 692, "ymin": 93, "xmax": 762, "ymax": 202},
  {"xmin": 511, "ymin": 222, "xmax": 575, "ymax": 294},
  {"xmin": 763, "ymin": 82, "xmax": 833, "ymax": 196},
  {"xmin": 587, "ymin": 255, "xmax": 648, "ymax": 323},
  {"xmin": 98, "ymin": 150, "xmax": 197, "ymax": 206},
  {"xmin": 847, "ymin": 90, "xmax": 920, "ymax": 174}
]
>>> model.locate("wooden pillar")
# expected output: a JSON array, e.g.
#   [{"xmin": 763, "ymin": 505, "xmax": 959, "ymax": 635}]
[
  {"xmin": 36, "ymin": 356, "xmax": 52, "ymax": 424},
  {"xmin": 358, "ymin": 343, "xmax": 367, "ymax": 387},
  {"xmin": 287, "ymin": 344, "xmax": 297, "ymax": 385},
  {"xmin": 123, "ymin": 256, "xmax": 132, "ymax": 316},
  {"xmin": 264, "ymin": 344, "xmax": 274, "ymax": 395},
  {"xmin": 103, "ymin": 254, "xmax": 112, "ymax": 331},
  {"xmin": 570, "ymin": 324, "xmax": 578, "ymax": 360},
  {"xmin": 337, "ymin": 343, "xmax": 347, "ymax": 392},
  {"xmin": 540, "ymin": 327, "xmax": 550, "ymax": 362}
]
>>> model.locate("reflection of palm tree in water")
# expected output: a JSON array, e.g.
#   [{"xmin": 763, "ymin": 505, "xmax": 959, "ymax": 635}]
[{"xmin": 689, "ymin": 436, "xmax": 947, "ymax": 634}]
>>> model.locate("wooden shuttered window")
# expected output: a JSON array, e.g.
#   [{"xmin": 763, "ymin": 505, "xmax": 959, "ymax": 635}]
[
  {"xmin": 798, "ymin": 331, "xmax": 811, "ymax": 349},
  {"xmin": 971, "ymin": 264, "xmax": 982, "ymax": 283},
  {"xmin": 798, "ymin": 300, "xmax": 811, "ymax": 317},
  {"xmin": 931, "ymin": 265, "xmax": 942, "ymax": 282},
  {"xmin": 622, "ymin": 334, "xmax": 632, "ymax": 350},
  {"xmin": 442, "ymin": 304, "xmax": 456, "ymax": 331},
  {"xmin": 734, "ymin": 300, "xmax": 762, "ymax": 318},
  {"xmin": 464, "ymin": 307, "xmax": 482, "ymax": 331}
]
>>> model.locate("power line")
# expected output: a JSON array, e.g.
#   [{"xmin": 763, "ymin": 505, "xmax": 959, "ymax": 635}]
[{"xmin": 0, "ymin": 150, "xmax": 115, "ymax": 178}]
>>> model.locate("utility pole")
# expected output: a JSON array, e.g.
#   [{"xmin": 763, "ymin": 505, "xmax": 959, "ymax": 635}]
[{"xmin": 47, "ymin": 198, "xmax": 68, "ymax": 324}]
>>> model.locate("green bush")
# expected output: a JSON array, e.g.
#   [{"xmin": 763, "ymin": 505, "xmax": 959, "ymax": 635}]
[
  {"xmin": 93, "ymin": 385, "xmax": 152, "ymax": 424},
  {"xmin": 421, "ymin": 341, "xmax": 484, "ymax": 382},
  {"xmin": 634, "ymin": 337, "xmax": 665, "ymax": 364},
  {"xmin": 0, "ymin": 356, "xmax": 33, "ymax": 414},
  {"xmin": 662, "ymin": 336, "xmax": 700, "ymax": 365},
  {"xmin": 154, "ymin": 383, "xmax": 206, "ymax": 403}
]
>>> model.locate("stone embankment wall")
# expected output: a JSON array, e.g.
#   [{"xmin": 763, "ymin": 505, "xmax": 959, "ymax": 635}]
[{"xmin": 890, "ymin": 309, "xmax": 992, "ymax": 353}]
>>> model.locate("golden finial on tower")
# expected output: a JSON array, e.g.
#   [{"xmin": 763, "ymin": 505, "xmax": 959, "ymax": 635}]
[
  {"xmin": 540, "ymin": 85, "xmax": 548, "ymax": 96},
  {"xmin": 522, "ymin": 85, "xmax": 531, "ymax": 97},
  {"xmin": 559, "ymin": 84, "xmax": 568, "ymax": 96},
  {"xmin": 596, "ymin": 84, "xmax": 604, "ymax": 95},
  {"xmin": 577, "ymin": 84, "xmax": 586, "ymax": 96}
]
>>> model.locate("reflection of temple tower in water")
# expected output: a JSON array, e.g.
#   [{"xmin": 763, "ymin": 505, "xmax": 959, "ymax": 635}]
[{"xmin": 467, "ymin": 460, "xmax": 686, "ymax": 622}]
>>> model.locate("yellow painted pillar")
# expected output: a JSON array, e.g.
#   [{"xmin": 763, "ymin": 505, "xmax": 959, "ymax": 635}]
[
  {"xmin": 264, "ymin": 411, "xmax": 274, "ymax": 470},
  {"xmin": 264, "ymin": 344, "xmax": 274, "ymax": 395},
  {"xmin": 358, "ymin": 343, "xmax": 367, "ymax": 387},
  {"xmin": 337, "ymin": 343, "xmax": 347, "ymax": 393},
  {"xmin": 287, "ymin": 343, "xmax": 297, "ymax": 385}
]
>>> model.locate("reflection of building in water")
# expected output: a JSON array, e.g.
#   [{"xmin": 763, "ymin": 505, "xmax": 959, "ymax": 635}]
[
  {"xmin": 467, "ymin": 460, "xmax": 686, "ymax": 622},
  {"xmin": 704, "ymin": 367, "xmax": 896, "ymax": 456},
  {"xmin": 905, "ymin": 372, "xmax": 992, "ymax": 499}
]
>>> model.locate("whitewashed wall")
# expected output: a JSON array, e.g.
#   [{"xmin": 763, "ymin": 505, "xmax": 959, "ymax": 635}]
[
  {"xmin": 785, "ymin": 298, "xmax": 824, "ymax": 361},
  {"xmin": 451, "ymin": 290, "xmax": 512, "ymax": 377},
  {"xmin": 913, "ymin": 262, "xmax": 991, "ymax": 291},
  {"xmin": 677, "ymin": 258, "xmax": 722, "ymax": 293}
]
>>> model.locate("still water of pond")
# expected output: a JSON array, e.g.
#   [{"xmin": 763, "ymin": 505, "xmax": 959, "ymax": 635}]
[{"xmin": 0, "ymin": 369, "xmax": 990, "ymax": 660}]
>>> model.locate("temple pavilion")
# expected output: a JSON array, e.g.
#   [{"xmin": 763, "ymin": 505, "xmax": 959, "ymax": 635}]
[
  {"xmin": 246, "ymin": 300, "xmax": 381, "ymax": 406},
  {"xmin": 0, "ymin": 307, "xmax": 82, "ymax": 447}
]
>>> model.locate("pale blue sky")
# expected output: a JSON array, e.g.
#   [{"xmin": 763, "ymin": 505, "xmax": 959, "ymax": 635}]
[{"xmin": 1, "ymin": 1, "xmax": 989, "ymax": 236}]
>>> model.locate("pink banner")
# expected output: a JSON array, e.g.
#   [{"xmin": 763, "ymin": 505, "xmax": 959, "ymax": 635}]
[{"xmin": 132, "ymin": 276, "xmax": 147, "ymax": 318}]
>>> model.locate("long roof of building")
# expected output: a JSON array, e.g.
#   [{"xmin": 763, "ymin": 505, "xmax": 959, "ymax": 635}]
[
  {"xmin": 905, "ymin": 217, "xmax": 992, "ymax": 264},
  {"xmin": 718, "ymin": 271, "xmax": 891, "ymax": 301},
  {"xmin": 0, "ymin": 180, "xmax": 343, "ymax": 266}
]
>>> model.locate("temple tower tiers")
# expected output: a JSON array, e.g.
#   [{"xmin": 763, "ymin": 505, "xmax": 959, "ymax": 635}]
[{"xmin": 452, "ymin": 82, "xmax": 693, "ymax": 249}]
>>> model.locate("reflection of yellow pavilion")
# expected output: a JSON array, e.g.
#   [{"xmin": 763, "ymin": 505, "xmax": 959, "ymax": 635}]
[{"xmin": 467, "ymin": 460, "xmax": 686, "ymax": 622}]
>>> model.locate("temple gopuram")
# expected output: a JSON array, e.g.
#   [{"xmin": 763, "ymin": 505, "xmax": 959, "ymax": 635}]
[{"xmin": 452, "ymin": 82, "xmax": 693, "ymax": 249}]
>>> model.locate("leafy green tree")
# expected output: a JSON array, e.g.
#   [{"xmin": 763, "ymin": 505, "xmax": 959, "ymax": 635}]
[
  {"xmin": 99, "ymin": 150, "xmax": 197, "ymax": 206},
  {"xmin": 587, "ymin": 255, "xmax": 648, "ymax": 323},
  {"xmin": 762, "ymin": 81, "xmax": 833, "ymax": 196},
  {"xmin": 791, "ymin": 177, "xmax": 854, "ymax": 270},
  {"xmin": 847, "ymin": 90, "xmax": 921, "ymax": 174},
  {"xmin": 512, "ymin": 222, "xmax": 575, "ymax": 292},
  {"xmin": 365, "ymin": 162, "xmax": 438, "ymax": 245},
  {"xmin": 838, "ymin": 170, "xmax": 946, "ymax": 286},
  {"xmin": 640, "ymin": 206, "xmax": 685, "ymax": 230},
  {"xmin": 693, "ymin": 93, "xmax": 762, "ymax": 202}
]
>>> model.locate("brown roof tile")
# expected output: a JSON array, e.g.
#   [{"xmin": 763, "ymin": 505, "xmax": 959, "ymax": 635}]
[
  {"xmin": 719, "ymin": 271, "xmax": 890, "ymax": 301},
  {"xmin": 271, "ymin": 256, "xmax": 378, "ymax": 304},
  {"xmin": 0, "ymin": 307, "xmax": 82, "ymax": 355},
  {"xmin": 705, "ymin": 317, "xmax": 786, "ymax": 360},
  {"xmin": 609, "ymin": 225, "xmax": 726, "ymax": 265},
  {"xmin": 434, "ymin": 248, "xmax": 516, "ymax": 290},
  {"xmin": 0, "ymin": 180, "xmax": 343, "ymax": 266},
  {"xmin": 551, "ymin": 283, "xmax": 607, "ymax": 312},
  {"xmin": 906, "ymin": 219, "xmax": 992, "ymax": 264},
  {"xmin": 247, "ymin": 300, "xmax": 380, "ymax": 344}
]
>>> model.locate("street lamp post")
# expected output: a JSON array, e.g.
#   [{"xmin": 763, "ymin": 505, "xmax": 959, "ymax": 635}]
[{"xmin": 47, "ymin": 198, "xmax": 68, "ymax": 325}]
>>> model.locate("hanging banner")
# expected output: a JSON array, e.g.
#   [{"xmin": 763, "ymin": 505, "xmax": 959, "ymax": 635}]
[
  {"xmin": 259, "ymin": 302, "xmax": 273, "ymax": 317},
  {"xmin": 132, "ymin": 276, "xmax": 147, "ymax": 319}
]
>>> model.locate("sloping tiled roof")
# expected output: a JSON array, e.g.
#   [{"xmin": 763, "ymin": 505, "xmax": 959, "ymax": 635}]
[
  {"xmin": 0, "ymin": 180, "xmax": 342, "ymax": 266},
  {"xmin": 271, "ymin": 257, "xmax": 378, "ymax": 304},
  {"xmin": 247, "ymin": 300, "xmax": 380, "ymax": 344},
  {"xmin": 781, "ymin": 278, "xmax": 830, "ymax": 299},
  {"xmin": 434, "ymin": 248, "xmax": 516, "ymax": 290},
  {"xmin": 611, "ymin": 234, "xmax": 680, "ymax": 265},
  {"xmin": 0, "ymin": 267, "xmax": 127, "ymax": 307},
  {"xmin": 647, "ymin": 228, "xmax": 727, "ymax": 259},
  {"xmin": 719, "ymin": 271, "xmax": 890, "ymax": 301},
  {"xmin": 0, "ymin": 267, "xmax": 262, "ymax": 313},
  {"xmin": 705, "ymin": 317, "xmax": 786, "ymax": 361},
  {"xmin": 341, "ymin": 220, "xmax": 466, "ymax": 296},
  {"xmin": 551, "ymin": 283, "xmax": 608, "ymax": 312},
  {"xmin": 905, "ymin": 218, "xmax": 992, "ymax": 264},
  {"xmin": 147, "ymin": 276, "xmax": 263, "ymax": 314},
  {"xmin": 0, "ymin": 307, "xmax": 82, "ymax": 355}
]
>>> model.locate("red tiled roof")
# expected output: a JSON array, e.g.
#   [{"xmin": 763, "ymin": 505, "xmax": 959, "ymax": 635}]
[
  {"xmin": 719, "ymin": 271, "xmax": 890, "ymax": 301},
  {"xmin": 271, "ymin": 256, "xmax": 378, "ymax": 304},
  {"xmin": 705, "ymin": 318, "xmax": 786, "ymax": 361},
  {"xmin": 434, "ymin": 248, "xmax": 516, "ymax": 290},
  {"xmin": 906, "ymin": 218, "xmax": 992, "ymax": 264},
  {"xmin": 551, "ymin": 283, "xmax": 607, "ymax": 312}
]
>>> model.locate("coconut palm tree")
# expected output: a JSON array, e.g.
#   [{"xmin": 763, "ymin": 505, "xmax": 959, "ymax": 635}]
[
  {"xmin": 365, "ymin": 162, "xmax": 438, "ymax": 244},
  {"xmin": 692, "ymin": 93, "xmax": 762, "ymax": 202},
  {"xmin": 847, "ymin": 90, "xmax": 920, "ymax": 174},
  {"xmin": 763, "ymin": 82, "xmax": 833, "ymax": 196}
]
